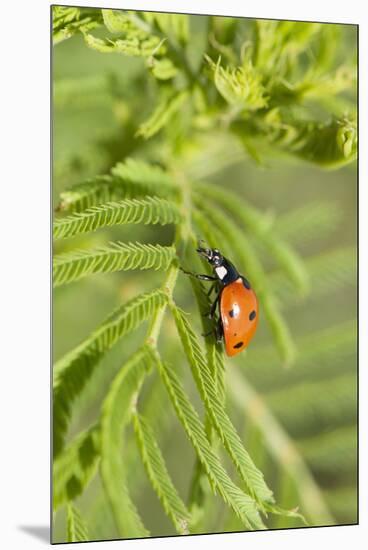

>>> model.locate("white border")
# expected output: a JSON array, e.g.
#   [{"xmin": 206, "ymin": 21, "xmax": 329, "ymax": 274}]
[{"xmin": 1, "ymin": 1, "xmax": 366, "ymax": 549}]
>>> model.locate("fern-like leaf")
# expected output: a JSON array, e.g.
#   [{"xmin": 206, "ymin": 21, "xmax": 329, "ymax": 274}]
[
  {"xmin": 111, "ymin": 157, "xmax": 177, "ymax": 191},
  {"xmin": 143, "ymin": 12, "xmax": 189, "ymax": 45},
  {"xmin": 205, "ymin": 56, "xmax": 268, "ymax": 111},
  {"xmin": 153, "ymin": 351, "xmax": 265, "ymax": 530},
  {"xmin": 66, "ymin": 503, "xmax": 89, "ymax": 542},
  {"xmin": 189, "ymin": 278, "xmax": 226, "ymax": 404},
  {"xmin": 148, "ymin": 58, "xmax": 179, "ymax": 80},
  {"xmin": 53, "ymin": 6, "xmax": 102, "ymax": 45},
  {"xmin": 54, "ymin": 196, "xmax": 181, "ymax": 240},
  {"xmin": 170, "ymin": 303, "xmax": 274, "ymax": 508},
  {"xmin": 53, "ymin": 242, "xmax": 176, "ymax": 287},
  {"xmin": 133, "ymin": 413, "xmax": 191, "ymax": 534},
  {"xmin": 53, "ymin": 290, "xmax": 166, "ymax": 457},
  {"xmin": 100, "ymin": 348, "xmax": 151, "ymax": 537},
  {"xmin": 84, "ymin": 8, "xmax": 165, "ymax": 58},
  {"xmin": 253, "ymin": 20, "xmax": 322, "ymax": 75},
  {"xmin": 56, "ymin": 176, "xmax": 122, "ymax": 213},
  {"xmin": 136, "ymin": 90, "xmax": 189, "ymax": 139},
  {"xmin": 57, "ymin": 160, "xmax": 178, "ymax": 213},
  {"xmin": 233, "ymin": 113, "xmax": 357, "ymax": 168},
  {"xmin": 101, "ymin": 8, "xmax": 137, "ymax": 34},
  {"xmin": 84, "ymin": 32, "xmax": 164, "ymax": 57},
  {"xmin": 53, "ymin": 424, "xmax": 100, "ymax": 510}
]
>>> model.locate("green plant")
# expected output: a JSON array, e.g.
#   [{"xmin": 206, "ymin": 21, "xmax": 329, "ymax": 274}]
[{"xmin": 52, "ymin": 7, "xmax": 357, "ymax": 542}]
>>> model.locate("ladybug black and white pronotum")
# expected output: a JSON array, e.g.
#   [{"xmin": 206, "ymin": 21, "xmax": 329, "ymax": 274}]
[{"xmin": 182, "ymin": 244, "xmax": 258, "ymax": 357}]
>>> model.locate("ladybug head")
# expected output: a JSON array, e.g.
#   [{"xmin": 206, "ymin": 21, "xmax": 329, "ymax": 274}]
[{"xmin": 196, "ymin": 245, "xmax": 223, "ymax": 267}]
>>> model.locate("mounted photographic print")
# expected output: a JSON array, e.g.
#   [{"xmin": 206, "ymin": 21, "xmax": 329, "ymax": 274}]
[{"xmin": 52, "ymin": 4, "xmax": 358, "ymax": 544}]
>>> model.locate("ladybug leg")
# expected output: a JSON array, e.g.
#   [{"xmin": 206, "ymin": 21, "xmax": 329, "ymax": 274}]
[
  {"xmin": 202, "ymin": 313, "xmax": 223, "ymax": 340},
  {"xmin": 203, "ymin": 290, "xmax": 220, "ymax": 319},
  {"xmin": 206, "ymin": 282, "xmax": 216, "ymax": 296},
  {"xmin": 215, "ymin": 317, "xmax": 224, "ymax": 343},
  {"xmin": 209, "ymin": 292, "xmax": 220, "ymax": 318},
  {"xmin": 202, "ymin": 314, "xmax": 223, "ymax": 341},
  {"xmin": 180, "ymin": 267, "xmax": 217, "ymax": 282}
]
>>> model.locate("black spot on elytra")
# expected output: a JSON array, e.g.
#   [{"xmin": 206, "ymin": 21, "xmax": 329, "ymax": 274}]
[
  {"xmin": 242, "ymin": 277, "xmax": 251, "ymax": 290},
  {"xmin": 229, "ymin": 309, "xmax": 235, "ymax": 317},
  {"xmin": 249, "ymin": 310, "xmax": 257, "ymax": 321},
  {"xmin": 233, "ymin": 341, "xmax": 244, "ymax": 349}
]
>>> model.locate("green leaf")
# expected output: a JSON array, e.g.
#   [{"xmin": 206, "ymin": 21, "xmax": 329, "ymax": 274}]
[
  {"xmin": 148, "ymin": 58, "xmax": 179, "ymax": 80},
  {"xmin": 233, "ymin": 112, "xmax": 357, "ymax": 168},
  {"xmin": 101, "ymin": 9, "xmax": 133, "ymax": 34},
  {"xmin": 56, "ymin": 176, "xmax": 122, "ymax": 214},
  {"xmin": 85, "ymin": 9, "xmax": 166, "ymax": 58},
  {"xmin": 53, "ymin": 424, "xmax": 100, "ymax": 510},
  {"xmin": 133, "ymin": 413, "xmax": 191, "ymax": 534},
  {"xmin": 170, "ymin": 303, "xmax": 274, "ymax": 508},
  {"xmin": 188, "ymin": 278, "xmax": 226, "ymax": 405},
  {"xmin": 183, "ymin": 278, "xmax": 226, "ymax": 524},
  {"xmin": 111, "ymin": 158, "xmax": 177, "ymax": 193},
  {"xmin": 52, "ymin": 6, "xmax": 102, "ymax": 45},
  {"xmin": 206, "ymin": 55, "xmax": 268, "ymax": 111},
  {"xmin": 136, "ymin": 90, "xmax": 189, "ymax": 139},
  {"xmin": 143, "ymin": 12, "xmax": 189, "ymax": 44},
  {"xmin": 100, "ymin": 348, "xmax": 151, "ymax": 537},
  {"xmin": 153, "ymin": 352, "xmax": 266, "ymax": 530},
  {"xmin": 253, "ymin": 20, "xmax": 322, "ymax": 75},
  {"xmin": 56, "ymin": 161, "xmax": 178, "ymax": 213},
  {"xmin": 53, "ymin": 196, "xmax": 181, "ymax": 240},
  {"xmin": 86, "ymin": 33, "xmax": 164, "ymax": 57},
  {"xmin": 67, "ymin": 503, "xmax": 89, "ymax": 542},
  {"xmin": 53, "ymin": 242, "xmax": 176, "ymax": 287},
  {"xmin": 270, "ymin": 65, "xmax": 356, "ymax": 106},
  {"xmin": 294, "ymin": 116, "xmax": 357, "ymax": 167},
  {"xmin": 53, "ymin": 289, "xmax": 166, "ymax": 457}
]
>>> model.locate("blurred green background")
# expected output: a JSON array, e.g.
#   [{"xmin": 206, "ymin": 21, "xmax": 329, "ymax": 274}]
[{"xmin": 53, "ymin": 10, "xmax": 357, "ymax": 543}]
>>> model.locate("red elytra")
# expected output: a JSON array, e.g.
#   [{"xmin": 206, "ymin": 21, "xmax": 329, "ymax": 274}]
[{"xmin": 220, "ymin": 277, "xmax": 258, "ymax": 356}]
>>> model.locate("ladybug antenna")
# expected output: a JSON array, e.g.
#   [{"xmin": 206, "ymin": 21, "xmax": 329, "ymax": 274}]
[
  {"xmin": 196, "ymin": 244, "xmax": 213, "ymax": 261},
  {"xmin": 197, "ymin": 238, "xmax": 207, "ymax": 248}
]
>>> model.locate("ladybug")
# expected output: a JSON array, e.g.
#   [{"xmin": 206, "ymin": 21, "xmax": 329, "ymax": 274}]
[{"xmin": 182, "ymin": 244, "xmax": 258, "ymax": 356}]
